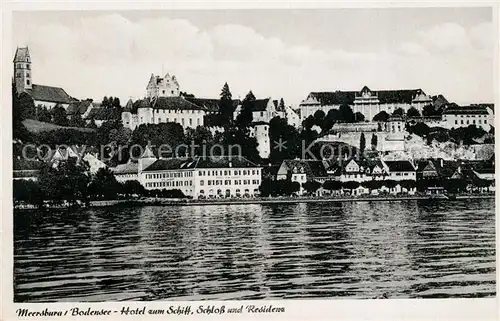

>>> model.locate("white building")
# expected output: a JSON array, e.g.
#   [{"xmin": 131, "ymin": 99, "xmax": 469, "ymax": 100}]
[
  {"xmin": 146, "ymin": 73, "xmax": 180, "ymax": 98},
  {"xmin": 111, "ymin": 146, "xmax": 263, "ymax": 199},
  {"xmin": 442, "ymin": 105, "xmax": 492, "ymax": 131},
  {"xmin": 122, "ymin": 96, "xmax": 207, "ymax": 130},
  {"xmin": 299, "ymin": 86, "xmax": 432, "ymax": 122}
]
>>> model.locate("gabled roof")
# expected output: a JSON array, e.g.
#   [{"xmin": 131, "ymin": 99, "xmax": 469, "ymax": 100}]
[
  {"xmin": 112, "ymin": 160, "xmax": 138, "ymax": 175},
  {"xmin": 243, "ymin": 98, "xmax": 272, "ymax": 112},
  {"xmin": 384, "ymin": 160, "xmax": 415, "ymax": 172},
  {"xmin": 66, "ymin": 99, "xmax": 92, "ymax": 115},
  {"xmin": 86, "ymin": 107, "xmax": 115, "ymax": 120},
  {"xmin": 281, "ymin": 159, "xmax": 328, "ymax": 177},
  {"xmin": 27, "ymin": 84, "xmax": 72, "ymax": 104},
  {"xmin": 14, "ymin": 47, "xmax": 30, "ymax": 62}
]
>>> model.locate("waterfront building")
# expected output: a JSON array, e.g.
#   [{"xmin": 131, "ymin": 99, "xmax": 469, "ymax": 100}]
[
  {"xmin": 299, "ymin": 86, "xmax": 432, "ymax": 122},
  {"xmin": 442, "ymin": 105, "xmax": 492, "ymax": 131},
  {"xmin": 13, "ymin": 46, "xmax": 74, "ymax": 109},
  {"xmin": 112, "ymin": 160, "xmax": 139, "ymax": 183},
  {"xmin": 276, "ymin": 159, "xmax": 329, "ymax": 195}
]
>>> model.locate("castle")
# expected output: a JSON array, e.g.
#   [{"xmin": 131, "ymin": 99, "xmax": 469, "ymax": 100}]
[
  {"xmin": 13, "ymin": 46, "xmax": 73, "ymax": 109},
  {"xmin": 146, "ymin": 73, "xmax": 180, "ymax": 98}
]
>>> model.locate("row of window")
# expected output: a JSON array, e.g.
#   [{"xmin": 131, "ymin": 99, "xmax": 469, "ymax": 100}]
[
  {"xmin": 155, "ymin": 109, "xmax": 201, "ymax": 114},
  {"xmin": 345, "ymin": 172, "xmax": 414, "ymax": 179},
  {"xmin": 453, "ymin": 114, "xmax": 487, "ymax": 118},
  {"xmin": 146, "ymin": 180, "xmax": 192, "ymax": 188},
  {"xmin": 156, "ymin": 117, "xmax": 201, "ymax": 126},
  {"xmin": 16, "ymin": 63, "xmax": 30, "ymax": 69},
  {"xmin": 199, "ymin": 169, "xmax": 259, "ymax": 176},
  {"xmin": 200, "ymin": 179, "xmax": 260, "ymax": 186},
  {"xmin": 145, "ymin": 172, "xmax": 193, "ymax": 180},
  {"xmin": 454, "ymin": 119, "xmax": 487, "ymax": 125},
  {"xmin": 199, "ymin": 188, "xmax": 257, "ymax": 195}
]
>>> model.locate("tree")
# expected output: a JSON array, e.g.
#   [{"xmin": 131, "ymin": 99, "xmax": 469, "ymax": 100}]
[
  {"xmin": 88, "ymin": 168, "xmax": 121, "ymax": 200},
  {"xmin": 112, "ymin": 97, "xmax": 121, "ymax": 109},
  {"xmin": 13, "ymin": 180, "xmax": 44, "ymax": 208},
  {"xmin": 342, "ymin": 181, "xmax": 360, "ymax": 191},
  {"xmin": 371, "ymin": 133, "xmax": 378, "ymax": 150},
  {"xmin": 323, "ymin": 180, "xmax": 342, "ymax": 192},
  {"xmin": 68, "ymin": 113, "xmax": 85, "ymax": 127},
  {"xmin": 359, "ymin": 133, "xmax": 366, "ymax": 154},
  {"xmin": 314, "ymin": 110, "xmax": 326, "ymax": 124},
  {"xmin": 392, "ymin": 108, "xmax": 404, "ymax": 117},
  {"xmin": 121, "ymin": 180, "xmax": 145, "ymax": 197},
  {"xmin": 339, "ymin": 104, "xmax": 355, "ymax": 123},
  {"xmin": 407, "ymin": 107, "xmax": 421, "ymax": 118},
  {"xmin": 269, "ymin": 116, "xmax": 301, "ymax": 163},
  {"xmin": 37, "ymin": 106, "xmax": 52, "ymax": 123},
  {"xmin": 51, "ymin": 105, "xmax": 68, "ymax": 126},
  {"xmin": 354, "ymin": 112, "xmax": 365, "ymax": 122},
  {"xmin": 278, "ymin": 98, "xmax": 285, "ymax": 110},
  {"xmin": 235, "ymin": 91, "xmax": 255, "ymax": 128},
  {"xmin": 259, "ymin": 177, "xmax": 273, "ymax": 197},
  {"xmin": 102, "ymin": 96, "xmax": 109, "ymax": 108},
  {"xmin": 37, "ymin": 159, "xmax": 90, "ymax": 206},
  {"xmin": 373, "ymin": 111, "xmax": 390, "ymax": 122},
  {"xmin": 407, "ymin": 122, "xmax": 430, "ymax": 137},
  {"xmin": 302, "ymin": 180, "xmax": 321, "ymax": 195},
  {"xmin": 219, "ymin": 82, "xmax": 234, "ymax": 126},
  {"xmin": 423, "ymin": 104, "xmax": 439, "ymax": 117},
  {"xmin": 18, "ymin": 92, "xmax": 36, "ymax": 120}
]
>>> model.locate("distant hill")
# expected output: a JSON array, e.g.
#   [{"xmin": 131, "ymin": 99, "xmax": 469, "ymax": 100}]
[{"xmin": 22, "ymin": 119, "xmax": 95, "ymax": 134}]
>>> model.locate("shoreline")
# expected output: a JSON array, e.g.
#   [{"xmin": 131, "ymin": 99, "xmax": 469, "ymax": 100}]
[{"xmin": 14, "ymin": 194, "xmax": 495, "ymax": 210}]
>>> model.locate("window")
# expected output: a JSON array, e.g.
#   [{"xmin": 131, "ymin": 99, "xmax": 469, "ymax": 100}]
[
  {"xmin": 208, "ymin": 181, "xmax": 211, "ymax": 186},
  {"xmin": 171, "ymin": 90, "xmax": 174, "ymax": 94},
  {"xmin": 27, "ymin": 73, "xmax": 30, "ymax": 78},
  {"xmin": 189, "ymin": 118, "xmax": 192, "ymax": 126},
  {"xmin": 260, "ymin": 111, "xmax": 264, "ymax": 117},
  {"xmin": 163, "ymin": 90, "xmax": 165, "ymax": 94},
  {"xmin": 455, "ymin": 120, "xmax": 458, "ymax": 125},
  {"xmin": 197, "ymin": 119, "xmax": 200, "ymax": 125},
  {"xmin": 16, "ymin": 73, "xmax": 21, "ymax": 77},
  {"xmin": 26, "ymin": 80, "xmax": 30, "ymax": 85}
]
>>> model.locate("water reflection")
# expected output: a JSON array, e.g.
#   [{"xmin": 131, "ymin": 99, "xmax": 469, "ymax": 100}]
[{"xmin": 14, "ymin": 199, "xmax": 495, "ymax": 302}]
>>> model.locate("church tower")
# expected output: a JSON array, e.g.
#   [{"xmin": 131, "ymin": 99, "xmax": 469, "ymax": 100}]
[{"xmin": 13, "ymin": 47, "xmax": 32, "ymax": 94}]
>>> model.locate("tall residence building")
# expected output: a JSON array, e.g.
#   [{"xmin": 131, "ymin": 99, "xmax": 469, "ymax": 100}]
[
  {"xmin": 299, "ymin": 86, "xmax": 432, "ymax": 121},
  {"xmin": 13, "ymin": 46, "xmax": 73, "ymax": 109},
  {"xmin": 111, "ymin": 146, "xmax": 262, "ymax": 199}
]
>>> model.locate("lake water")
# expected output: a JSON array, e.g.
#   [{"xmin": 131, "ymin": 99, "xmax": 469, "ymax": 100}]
[{"xmin": 14, "ymin": 199, "xmax": 495, "ymax": 302}]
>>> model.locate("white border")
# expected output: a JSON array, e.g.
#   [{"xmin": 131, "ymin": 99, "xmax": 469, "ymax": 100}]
[{"xmin": 1, "ymin": 1, "xmax": 499, "ymax": 321}]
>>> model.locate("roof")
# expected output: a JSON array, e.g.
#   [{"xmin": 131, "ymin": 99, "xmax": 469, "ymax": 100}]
[
  {"xmin": 86, "ymin": 107, "xmax": 115, "ymax": 120},
  {"xmin": 281, "ymin": 159, "xmax": 328, "ymax": 177},
  {"xmin": 27, "ymin": 84, "xmax": 72, "ymax": 104},
  {"xmin": 242, "ymin": 98, "xmax": 271, "ymax": 112},
  {"xmin": 304, "ymin": 91, "xmax": 357, "ymax": 106},
  {"xmin": 377, "ymin": 89, "xmax": 425, "ymax": 104},
  {"xmin": 152, "ymin": 96, "xmax": 206, "ymax": 111},
  {"xmin": 384, "ymin": 160, "xmax": 415, "ymax": 172},
  {"xmin": 124, "ymin": 99, "xmax": 134, "ymax": 112},
  {"xmin": 66, "ymin": 100, "xmax": 92, "ymax": 115},
  {"xmin": 302, "ymin": 88, "xmax": 429, "ymax": 107},
  {"xmin": 143, "ymin": 156, "xmax": 260, "ymax": 172},
  {"xmin": 443, "ymin": 106, "xmax": 489, "ymax": 115},
  {"xmin": 468, "ymin": 160, "xmax": 494, "ymax": 174},
  {"xmin": 111, "ymin": 161, "xmax": 138, "ymax": 175},
  {"xmin": 14, "ymin": 47, "xmax": 30, "ymax": 62}
]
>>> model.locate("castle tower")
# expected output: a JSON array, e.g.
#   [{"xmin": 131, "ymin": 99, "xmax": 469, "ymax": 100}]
[
  {"xmin": 145, "ymin": 72, "xmax": 180, "ymax": 98},
  {"xmin": 13, "ymin": 47, "xmax": 32, "ymax": 94}
]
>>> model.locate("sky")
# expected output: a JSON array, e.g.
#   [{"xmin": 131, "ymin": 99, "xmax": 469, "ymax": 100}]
[{"xmin": 12, "ymin": 8, "xmax": 495, "ymax": 106}]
